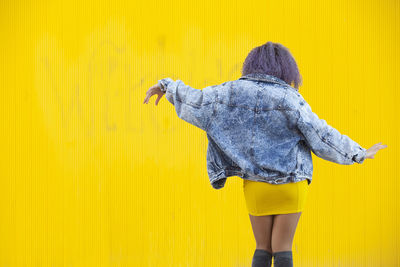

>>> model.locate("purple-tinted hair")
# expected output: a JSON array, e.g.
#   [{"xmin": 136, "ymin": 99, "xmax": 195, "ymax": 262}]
[{"xmin": 241, "ymin": 42, "xmax": 303, "ymax": 89}]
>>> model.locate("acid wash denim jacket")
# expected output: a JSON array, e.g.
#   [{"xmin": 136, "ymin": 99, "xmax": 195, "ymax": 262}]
[{"xmin": 158, "ymin": 73, "xmax": 367, "ymax": 190}]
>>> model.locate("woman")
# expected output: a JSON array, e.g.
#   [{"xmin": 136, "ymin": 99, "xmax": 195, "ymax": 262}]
[{"xmin": 143, "ymin": 41, "xmax": 387, "ymax": 267}]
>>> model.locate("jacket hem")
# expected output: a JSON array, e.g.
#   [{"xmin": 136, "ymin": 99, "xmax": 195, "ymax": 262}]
[{"xmin": 209, "ymin": 168, "xmax": 312, "ymax": 189}]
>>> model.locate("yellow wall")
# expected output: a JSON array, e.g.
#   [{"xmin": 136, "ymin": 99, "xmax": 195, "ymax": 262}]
[{"xmin": 0, "ymin": 0, "xmax": 398, "ymax": 266}]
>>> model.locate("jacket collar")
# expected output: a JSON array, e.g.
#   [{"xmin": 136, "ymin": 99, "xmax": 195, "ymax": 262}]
[{"xmin": 239, "ymin": 73, "xmax": 289, "ymax": 87}]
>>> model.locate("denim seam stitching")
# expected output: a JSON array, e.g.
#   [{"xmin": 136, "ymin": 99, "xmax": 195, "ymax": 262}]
[
  {"xmin": 215, "ymin": 100, "xmax": 296, "ymax": 112},
  {"xmin": 204, "ymin": 90, "xmax": 219, "ymax": 131},
  {"xmin": 278, "ymin": 87, "xmax": 289, "ymax": 108},
  {"xmin": 173, "ymin": 95, "xmax": 215, "ymax": 108}
]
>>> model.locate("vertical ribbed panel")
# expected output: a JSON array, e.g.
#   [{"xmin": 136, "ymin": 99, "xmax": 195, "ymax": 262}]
[{"xmin": 0, "ymin": 0, "xmax": 398, "ymax": 266}]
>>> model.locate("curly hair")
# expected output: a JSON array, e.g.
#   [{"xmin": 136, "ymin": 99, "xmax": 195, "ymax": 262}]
[{"xmin": 241, "ymin": 41, "xmax": 303, "ymax": 89}]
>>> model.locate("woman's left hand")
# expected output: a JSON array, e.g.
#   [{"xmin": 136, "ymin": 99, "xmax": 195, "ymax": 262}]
[{"xmin": 143, "ymin": 83, "xmax": 165, "ymax": 105}]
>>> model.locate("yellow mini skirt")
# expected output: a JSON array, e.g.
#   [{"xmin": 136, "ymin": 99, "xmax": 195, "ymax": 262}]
[{"xmin": 243, "ymin": 179, "xmax": 309, "ymax": 216}]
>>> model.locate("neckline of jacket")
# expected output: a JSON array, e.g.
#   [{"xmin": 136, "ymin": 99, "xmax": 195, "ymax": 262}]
[{"xmin": 239, "ymin": 73, "xmax": 298, "ymax": 93}]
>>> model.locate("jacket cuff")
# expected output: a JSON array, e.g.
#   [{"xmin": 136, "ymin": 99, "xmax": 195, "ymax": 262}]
[
  {"xmin": 157, "ymin": 78, "xmax": 170, "ymax": 93},
  {"xmin": 352, "ymin": 147, "xmax": 367, "ymax": 164}
]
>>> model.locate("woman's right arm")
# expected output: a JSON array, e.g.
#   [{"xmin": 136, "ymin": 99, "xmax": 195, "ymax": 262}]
[{"xmin": 295, "ymin": 96, "xmax": 367, "ymax": 165}]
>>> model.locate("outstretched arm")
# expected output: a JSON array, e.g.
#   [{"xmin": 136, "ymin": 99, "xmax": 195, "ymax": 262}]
[
  {"xmin": 295, "ymin": 96, "xmax": 367, "ymax": 165},
  {"xmin": 143, "ymin": 78, "xmax": 216, "ymax": 131}
]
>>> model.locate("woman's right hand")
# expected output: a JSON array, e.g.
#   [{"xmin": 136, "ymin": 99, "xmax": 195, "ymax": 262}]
[{"xmin": 365, "ymin": 142, "xmax": 388, "ymax": 159}]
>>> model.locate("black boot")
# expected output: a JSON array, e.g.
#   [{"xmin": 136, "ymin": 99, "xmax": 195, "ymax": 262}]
[
  {"xmin": 251, "ymin": 249, "xmax": 272, "ymax": 267},
  {"xmin": 273, "ymin": 250, "xmax": 293, "ymax": 267}
]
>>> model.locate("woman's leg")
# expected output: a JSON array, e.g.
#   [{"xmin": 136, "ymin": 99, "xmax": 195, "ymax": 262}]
[
  {"xmin": 271, "ymin": 212, "xmax": 302, "ymax": 267},
  {"xmin": 248, "ymin": 214, "xmax": 274, "ymax": 267},
  {"xmin": 271, "ymin": 212, "xmax": 301, "ymax": 252},
  {"xmin": 248, "ymin": 214, "xmax": 274, "ymax": 253}
]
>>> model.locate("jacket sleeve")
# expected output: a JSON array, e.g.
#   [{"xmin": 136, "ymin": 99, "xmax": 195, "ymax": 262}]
[
  {"xmin": 157, "ymin": 78, "xmax": 216, "ymax": 131},
  {"xmin": 296, "ymin": 97, "xmax": 367, "ymax": 165}
]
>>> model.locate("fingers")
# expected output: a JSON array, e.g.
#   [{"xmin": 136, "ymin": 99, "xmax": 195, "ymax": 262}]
[
  {"xmin": 143, "ymin": 88, "xmax": 155, "ymax": 104},
  {"xmin": 155, "ymin": 94, "xmax": 162, "ymax": 106},
  {"xmin": 373, "ymin": 142, "xmax": 382, "ymax": 148},
  {"xmin": 366, "ymin": 142, "xmax": 388, "ymax": 160},
  {"xmin": 143, "ymin": 84, "xmax": 163, "ymax": 104},
  {"xmin": 375, "ymin": 142, "xmax": 388, "ymax": 150},
  {"xmin": 143, "ymin": 93, "xmax": 150, "ymax": 104},
  {"xmin": 372, "ymin": 142, "xmax": 387, "ymax": 148},
  {"xmin": 143, "ymin": 89, "xmax": 164, "ymax": 105}
]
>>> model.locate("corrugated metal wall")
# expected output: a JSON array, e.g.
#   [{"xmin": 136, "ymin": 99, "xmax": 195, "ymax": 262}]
[{"xmin": 0, "ymin": 0, "xmax": 398, "ymax": 266}]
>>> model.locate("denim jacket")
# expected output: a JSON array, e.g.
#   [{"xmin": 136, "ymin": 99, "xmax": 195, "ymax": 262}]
[{"xmin": 158, "ymin": 73, "xmax": 366, "ymax": 190}]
